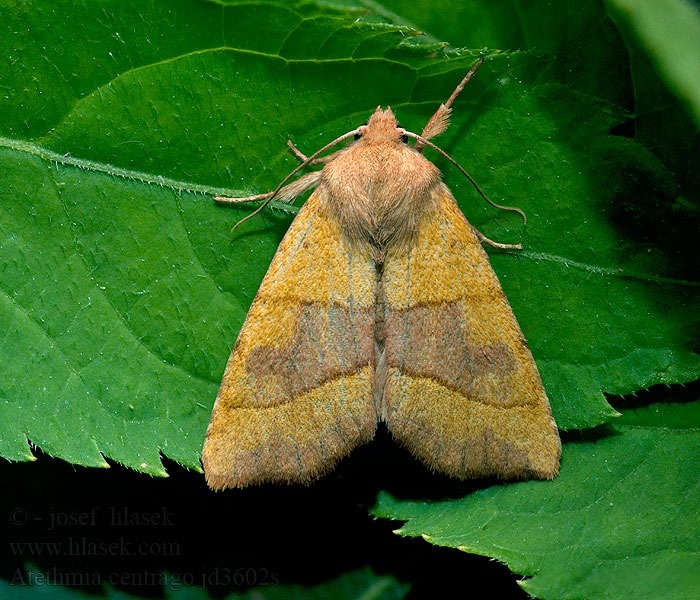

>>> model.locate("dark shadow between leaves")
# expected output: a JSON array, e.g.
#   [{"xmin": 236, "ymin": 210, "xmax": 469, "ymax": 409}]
[
  {"xmin": 606, "ymin": 378, "xmax": 700, "ymax": 412},
  {"xmin": 352, "ymin": 425, "xmax": 505, "ymax": 503},
  {"xmin": 2, "ymin": 442, "xmax": 528, "ymax": 600},
  {"xmin": 559, "ymin": 422, "xmax": 620, "ymax": 446}
]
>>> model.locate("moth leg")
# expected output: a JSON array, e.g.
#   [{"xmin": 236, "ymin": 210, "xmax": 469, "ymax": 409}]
[
  {"xmin": 287, "ymin": 140, "xmax": 339, "ymax": 165},
  {"xmin": 472, "ymin": 226, "xmax": 522, "ymax": 250},
  {"xmin": 214, "ymin": 170, "xmax": 322, "ymax": 205}
]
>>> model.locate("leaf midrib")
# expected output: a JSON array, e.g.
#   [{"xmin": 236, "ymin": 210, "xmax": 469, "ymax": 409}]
[{"xmin": 3, "ymin": 134, "xmax": 698, "ymax": 291}]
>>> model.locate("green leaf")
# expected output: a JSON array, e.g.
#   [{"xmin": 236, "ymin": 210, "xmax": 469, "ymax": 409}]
[
  {"xmin": 605, "ymin": 0, "xmax": 700, "ymax": 127},
  {"xmin": 1, "ymin": 0, "xmax": 699, "ymax": 475},
  {"xmin": 603, "ymin": 0, "xmax": 700, "ymax": 200},
  {"xmin": 364, "ymin": 0, "xmax": 635, "ymax": 107},
  {"xmin": 1, "ymin": 567, "xmax": 409, "ymax": 600},
  {"xmin": 373, "ymin": 397, "xmax": 700, "ymax": 600}
]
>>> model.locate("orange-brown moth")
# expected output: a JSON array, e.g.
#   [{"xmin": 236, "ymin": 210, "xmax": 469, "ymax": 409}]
[{"xmin": 202, "ymin": 59, "xmax": 561, "ymax": 490}]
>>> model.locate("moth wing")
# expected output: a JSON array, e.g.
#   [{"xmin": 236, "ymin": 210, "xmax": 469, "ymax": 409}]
[
  {"xmin": 381, "ymin": 185, "xmax": 560, "ymax": 479},
  {"xmin": 203, "ymin": 189, "xmax": 377, "ymax": 490}
]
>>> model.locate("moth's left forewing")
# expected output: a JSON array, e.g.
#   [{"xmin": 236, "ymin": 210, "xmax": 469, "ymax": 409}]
[
  {"xmin": 381, "ymin": 184, "xmax": 561, "ymax": 480},
  {"xmin": 203, "ymin": 189, "xmax": 378, "ymax": 490}
]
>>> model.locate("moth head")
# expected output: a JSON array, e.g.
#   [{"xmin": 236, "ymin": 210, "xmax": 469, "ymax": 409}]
[{"xmin": 360, "ymin": 107, "xmax": 405, "ymax": 143}]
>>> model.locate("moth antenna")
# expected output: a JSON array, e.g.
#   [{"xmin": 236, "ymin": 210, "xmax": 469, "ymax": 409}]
[
  {"xmin": 417, "ymin": 58, "xmax": 484, "ymax": 150},
  {"xmin": 227, "ymin": 128, "xmax": 363, "ymax": 233},
  {"xmin": 401, "ymin": 129, "xmax": 527, "ymax": 225},
  {"xmin": 442, "ymin": 58, "xmax": 485, "ymax": 112}
]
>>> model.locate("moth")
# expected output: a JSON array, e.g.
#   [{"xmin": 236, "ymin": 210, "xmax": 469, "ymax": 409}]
[{"xmin": 203, "ymin": 60, "xmax": 561, "ymax": 490}]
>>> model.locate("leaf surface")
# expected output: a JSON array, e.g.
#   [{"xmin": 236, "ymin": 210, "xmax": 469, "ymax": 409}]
[
  {"xmin": 373, "ymin": 397, "xmax": 700, "ymax": 599},
  {"xmin": 1, "ymin": 0, "xmax": 698, "ymax": 476}
]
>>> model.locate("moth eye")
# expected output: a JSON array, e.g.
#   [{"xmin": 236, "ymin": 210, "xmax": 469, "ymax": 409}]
[
  {"xmin": 354, "ymin": 121, "xmax": 368, "ymax": 140},
  {"xmin": 396, "ymin": 123, "xmax": 408, "ymax": 143}
]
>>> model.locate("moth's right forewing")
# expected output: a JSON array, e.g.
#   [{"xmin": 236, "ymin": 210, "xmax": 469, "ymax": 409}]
[
  {"xmin": 381, "ymin": 185, "xmax": 561, "ymax": 480},
  {"xmin": 203, "ymin": 189, "xmax": 378, "ymax": 490}
]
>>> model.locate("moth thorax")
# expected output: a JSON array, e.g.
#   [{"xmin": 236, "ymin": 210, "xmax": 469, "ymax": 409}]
[{"xmin": 321, "ymin": 140, "xmax": 441, "ymax": 249}]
